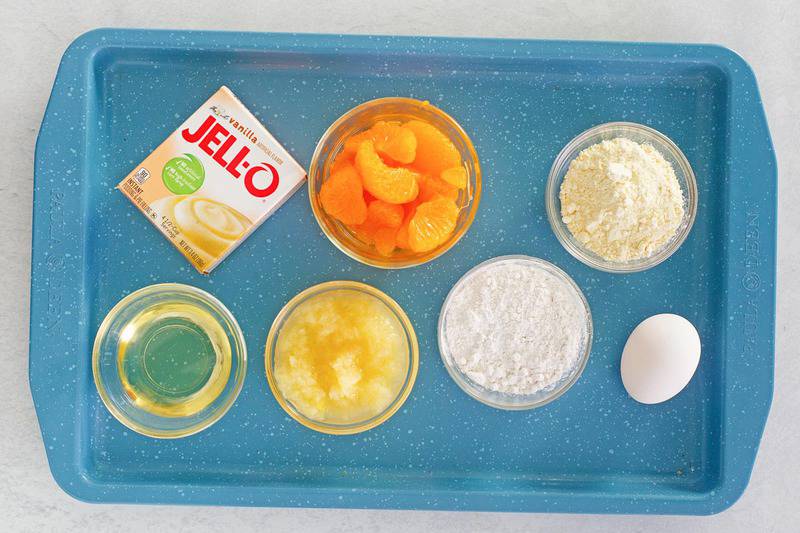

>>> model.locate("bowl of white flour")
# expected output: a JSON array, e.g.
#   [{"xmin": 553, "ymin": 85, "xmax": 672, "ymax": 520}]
[
  {"xmin": 546, "ymin": 122, "xmax": 697, "ymax": 273},
  {"xmin": 438, "ymin": 255, "xmax": 592, "ymax": 410}
]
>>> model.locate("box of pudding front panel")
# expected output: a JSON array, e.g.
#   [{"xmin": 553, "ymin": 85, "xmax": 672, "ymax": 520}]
[{"xmin": 118, "ymin": 86, "xmax": 306, "ymax": 273}]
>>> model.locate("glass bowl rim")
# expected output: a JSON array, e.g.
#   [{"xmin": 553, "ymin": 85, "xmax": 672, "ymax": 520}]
[
  {"xmin": 92, "ymin": 282, "xmax": 248, "ymax": 439},
  {"xmin": 264, "ymin": 280, "xmax": 419, "ymax": 435},
  {"xmin": 307, "ymin": 96, "xmax": 482, "ymax": 269},
  {"xmin": 545, "ymin": 121, "xmax": 698, "ymax": 273},
  {"xmin": 437, "ymin": 255, "xmax": 593, "ymax": 410}
]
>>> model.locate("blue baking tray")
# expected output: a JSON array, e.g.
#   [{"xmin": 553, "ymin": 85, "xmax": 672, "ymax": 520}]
[{"xmin": 30, "ymin": 29, "xmax": 776, "ymax": 514}]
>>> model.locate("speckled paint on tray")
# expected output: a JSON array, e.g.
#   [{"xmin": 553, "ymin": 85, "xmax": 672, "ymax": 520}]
[{"xmin": 29, "ymin": 29, "xmax": 776, "ymax": 514}]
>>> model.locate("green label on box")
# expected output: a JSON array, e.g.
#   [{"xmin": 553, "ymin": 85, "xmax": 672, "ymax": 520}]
[{"xmin": 162, "ymin": 153, "xmax": 205, "ymax": 194}]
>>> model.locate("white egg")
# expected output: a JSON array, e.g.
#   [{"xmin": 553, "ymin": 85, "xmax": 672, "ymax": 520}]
[{"xmin": 620, "ymin": 314, "xmax": 701, "ymax": 404}]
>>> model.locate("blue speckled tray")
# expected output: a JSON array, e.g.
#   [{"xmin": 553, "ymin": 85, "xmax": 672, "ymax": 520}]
[{"xmin": 30, "ymin": 29, "xmax": 776, "ymax": 514}]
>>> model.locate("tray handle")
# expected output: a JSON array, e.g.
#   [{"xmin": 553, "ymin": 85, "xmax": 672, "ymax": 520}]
[
  {"xmin": 712, "ymin": 45, "xmax": 777, "ymax": 513},
  {"xmin": 29, "ymin": 29, "xmax": 109, "ymax": 501}
]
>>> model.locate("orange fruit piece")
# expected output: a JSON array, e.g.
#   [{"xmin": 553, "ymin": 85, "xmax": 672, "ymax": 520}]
[
  {"xmin": 377, "ymin": 123, "xmax": 417, "ymax": 164},
  {"xmin": 329, "ymin": 151, "xmax": 355, "ymax": 176},
  {"xmin": 395, "ymin": 224, "xmax": 410, "ymax": 250},
  {"xmin": 351, "ymin": 208, "xmax": 397, "ymax": 257},
  {"xmin": 340, "ymin": 130, "xmax": 371, "ymax": 161},
  {"xmin": 373, "ymin": 226, "xmax": 397, "ymax": 257},
  {"xmin": 440, "ymin": 165, "xmax": 467, "ymax": 189},
  {"xmin": 351, "ymin": 197, "xmax": 397, "ymax": 245},
  {"xmin": 418, "ymin": 174, "xmax": 459, "ymax": 202},
  {"xmin": 341, "ymin": 121, "xmax": 417, "ymax": 164},
  {"xmin": 367, "ymin": 200, "xmax": 404, "ymax": 228},
  {"xmin": 407, "ymin": 196, "xmax": 459, "ymax": 253},
  {"xmin": 319, "ymin": 165, "xmax": 367, "ymax": 225},
  {"xmin": 355, "ymin": 140, "xmax": 420, "ymax": 204},
  {"xmin": 395, "ymin": 201, "xmax": 418, "ymax": 250},
  {"xmin": 351, "ymin": 213, "xmax": 380, "ymax": 244},
  {"xmin": 403, "ymin": 120, "xmax": 461, "ymax": 176}
]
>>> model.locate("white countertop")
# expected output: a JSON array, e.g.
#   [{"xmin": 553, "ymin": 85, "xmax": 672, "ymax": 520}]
[{"xmin": 2, "ymin": 1, "xmax": 796, "ymax": 531}]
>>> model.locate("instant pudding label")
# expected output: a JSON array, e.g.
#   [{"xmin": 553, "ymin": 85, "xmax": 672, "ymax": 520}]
[{"xmin": 118, "ymin": 86, "xmax": 306, "ymax": 273}]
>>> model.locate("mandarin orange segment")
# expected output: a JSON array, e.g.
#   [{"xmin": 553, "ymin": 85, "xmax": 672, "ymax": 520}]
[
  {"xmin": 418, "ymin": 174, "xmax": 459, "ymax": 202},
  {"xmin": 407, "ymin": 196, "xmax": 459, "ymax": 253},
  {"xmin": 376, "ymin": 123, "xmax": 417, "ymax": 164},
  {"xmin": 355, "ymin": 140, "xmax": 420, "ymax": 204},
  {"xmin": 373, "ymin": 226, "xmax": 397, "ymax": 256},
  {"xmin": 395, "ymin": 224, "xmax": 410, "ymax": 250},
  {"xmin": 319, "ymin": 165, "xmax": 367, "ymax": 225},
  {"xmin": 440, "ymin": 165, "xmax": 467, "ymax": 189},
  {"xmin": 402, "ymin": 198, "xmax": 421, "ymax": 221},
  {"xmin": 341, "ymin": 121, "xmax": 417, "ymax": 164},
  {"xmin": 351, "ymin": 214, "xmax": 380, "ymax": 245},
  {"xmin": 395, "ymin": 200, "xmax": 419, "ymax": 250},
  {"xmin": 403, "ymin": 120, "xmax": 461, "ymax": 176},
  {"xmin": 340, "ymin": 129, "xmax": 372, "ymax": 161},
  {"xmin": 330, "ymin": 151, "xmax": 355, "ymax": 176},
  {"xmin": 352, "ymin": 197, "xmax": 396, "ymax": 247},
  {"xmin": 367, "ymin": 200, "xmax": 404, "ymax": 228}
]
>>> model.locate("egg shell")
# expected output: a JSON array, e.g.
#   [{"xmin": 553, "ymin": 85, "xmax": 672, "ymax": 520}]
[{"xmin": 620, "ymin": 313, "xmax": 701, "ymax": 404}]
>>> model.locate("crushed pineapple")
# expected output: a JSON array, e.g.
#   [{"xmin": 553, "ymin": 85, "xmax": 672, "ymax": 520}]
[{"xmin": 273, "ymin": 289, "xmax": 408, "ymax": 424}]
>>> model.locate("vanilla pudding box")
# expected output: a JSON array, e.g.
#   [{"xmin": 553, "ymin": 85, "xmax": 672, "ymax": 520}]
[{"xmin": 118, "ymin": 86, "xmax": 306, "ymax": 273}]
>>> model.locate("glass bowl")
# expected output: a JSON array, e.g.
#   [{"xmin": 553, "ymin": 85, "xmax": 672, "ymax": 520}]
[
  {"xmin": 308, "ymin": 97, "xmax": 481, "ymax": 269},
  {"xmin": 545, "ymin": 122, "xmax": 697, "ymax": 273},
  {"xmin": 92, "ymin": 283, "xmax": 247, "ymax": 438},
  {"xmin": 265, "ymin": 281, "xmax": 419, "ymax": 434},
  {"xmin": 438, "ymin": 255, "xmax": 592, "ymax": 410}
]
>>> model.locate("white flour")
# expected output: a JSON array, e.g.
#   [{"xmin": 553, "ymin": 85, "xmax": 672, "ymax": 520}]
[
  {"xmin": 559, "ymin": 137, "xmax": 685, "ymax": 262},
  {"xmin": 443, "ymin": 260, "xmax": 587, "ymax": 395}
]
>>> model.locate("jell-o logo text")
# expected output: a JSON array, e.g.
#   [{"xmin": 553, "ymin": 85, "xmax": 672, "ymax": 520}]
[{"xmin": 182, "ymin": 115, "xmax": 280, "ymax": 198}]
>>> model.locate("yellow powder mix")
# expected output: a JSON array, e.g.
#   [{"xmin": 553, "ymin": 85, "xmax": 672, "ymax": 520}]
[{"xmin": 559, "ymin": 138, "xmax": 684, "ymax": 262}]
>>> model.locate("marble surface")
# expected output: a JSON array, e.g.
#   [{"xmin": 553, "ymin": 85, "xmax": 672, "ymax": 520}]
[{"xmin": 2, "ymin": 0, "xmax": 796, "ymax": 531}]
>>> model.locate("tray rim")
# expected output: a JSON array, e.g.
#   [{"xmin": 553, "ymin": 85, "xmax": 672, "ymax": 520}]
[{"xmin": 29, "ymin": 27, "xmax": 777, "ymax": 515}]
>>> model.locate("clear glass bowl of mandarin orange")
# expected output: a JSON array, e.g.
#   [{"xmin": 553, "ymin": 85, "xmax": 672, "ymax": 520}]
[{"xmin": 308, "ymin": 98, "xmax": 481, "ymax": 268}]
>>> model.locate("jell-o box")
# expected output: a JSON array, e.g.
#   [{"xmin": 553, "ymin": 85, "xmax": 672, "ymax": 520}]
[{"xmin": 118, "ymin": 86, "xmax": 306, "ymax": 273}]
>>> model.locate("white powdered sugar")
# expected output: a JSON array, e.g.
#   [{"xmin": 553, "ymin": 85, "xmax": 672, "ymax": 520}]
[{"xmin": 443, "ymin": 259, "xmax": 587, "ymax": 395}]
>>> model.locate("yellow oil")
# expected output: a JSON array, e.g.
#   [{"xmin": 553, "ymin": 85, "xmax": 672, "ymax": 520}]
[
  {"xmin": 274, "ymin": 289, "xmax": 408, "ymax": 425},
  {"xmin": 117, "ymin": 302, "xmax": 231, "ymax": 417}
]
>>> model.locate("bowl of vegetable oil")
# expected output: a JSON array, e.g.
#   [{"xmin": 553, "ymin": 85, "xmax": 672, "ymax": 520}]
[{"xmin": 92, "ymin": 283, "xmax": 246, "ymax": 438}]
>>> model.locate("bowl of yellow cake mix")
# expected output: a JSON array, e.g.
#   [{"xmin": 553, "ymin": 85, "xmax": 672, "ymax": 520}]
[
  {"xmin": 546, "ymin": 122, "xmax": 697, "ymax": 273},
  {"xmin": 265, "ymin": 281, "xmax": 418, "ymax": 434}
]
